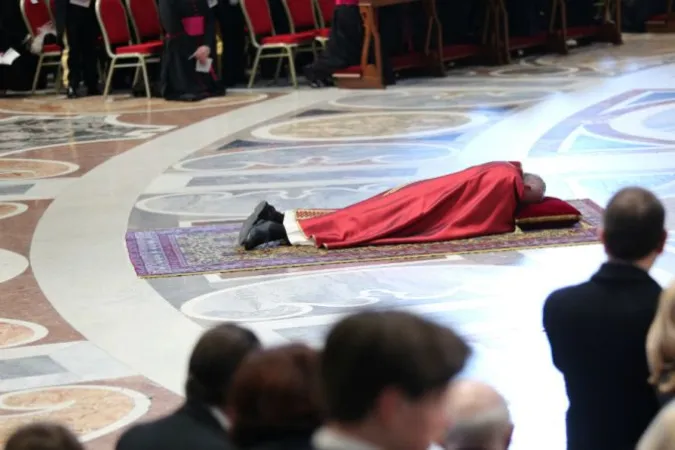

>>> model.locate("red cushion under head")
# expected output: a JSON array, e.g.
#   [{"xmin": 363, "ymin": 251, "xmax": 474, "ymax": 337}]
[{"xmin": 515, "ymin": 197, "xmax": 582, "ymax": 230}]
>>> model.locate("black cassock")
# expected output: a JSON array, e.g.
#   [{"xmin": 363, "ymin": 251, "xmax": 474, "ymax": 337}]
[{"xmin": 158, "ymin": 0, "xmax": 225, "ymax": 101}]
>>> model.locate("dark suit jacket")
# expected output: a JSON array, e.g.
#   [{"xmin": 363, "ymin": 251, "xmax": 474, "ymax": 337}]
[
  {"xmin": 116, "ymin": 400, "xmax": 235, "ymax": 450},
  {"xmin": 543, "ymin": 262, "xmax": 661, "ymax": 450}
]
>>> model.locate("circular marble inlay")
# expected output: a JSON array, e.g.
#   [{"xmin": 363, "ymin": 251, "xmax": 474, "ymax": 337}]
[
  {"xmin": 0, "ymin": 158, "xmax": 79, "ymax": 180},
  {"xmin": 609, "ymin": 102, "xmax": 675, "ymax": 142},
  {"xmin": 173, "ymin": 142, "xmax": 456, "ymax": 171},
  {"xmin": 0, "ymin": 318, "xmax": 48, "ymax": 349},
  {"xmin": 0, "ymin": 93, "xmax": 268, "ymax": 115},
  {"xmin": 0, "ymin": 202, "xmax": 28, "ymax": 220},
  {"xmin": 0, "ymin": 249, "xmax": 29, "ymax": 284},
  {"xmin": 0, "ymin": 385, "xmax": 151, "ymax": 445},
  {"xmin": 491, "ymin": 65, "xmax": 578, "ymax": 77},
  {"xmin": 251, "ymin": 111, "xmax": 488, "ymax": 142},
  {"xmin": 331, "ymin": 89, "xmax": 554, "ymax": 110}
]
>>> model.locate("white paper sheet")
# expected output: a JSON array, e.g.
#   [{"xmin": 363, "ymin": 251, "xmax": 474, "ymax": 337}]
[
  {"xmin": 195, "ymin": 57, "xmax": 213, "ymax": 73},
  {"xmin": 0, "ymin": 48, "xmax": 20, "ymax": 66}
]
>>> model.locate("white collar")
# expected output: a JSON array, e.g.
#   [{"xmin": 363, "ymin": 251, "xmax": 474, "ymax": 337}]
[
  {"xmin": 313, "ymin": 427, "xmax": 378, "ymax": 450},
  {"xmin": 210, "ymin": 407, "xmax": 231, "ymax": 431}
]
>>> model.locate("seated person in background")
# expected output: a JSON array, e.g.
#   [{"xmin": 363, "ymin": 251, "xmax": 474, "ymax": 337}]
[
  {"xmin": 647, "ymin": 281, "xmax": 675, "ymax": 405},
  {"xmin": 229, "ymin": 344, "xmax": 324, "ymax": 450},
  {"xmin": 303, "ymin": 0, "xmax": 396, "ymax": 87},
  {"xmin": 5, "ymin": 422, "xmax": 83, "ymax": 450},
  {"xmin": 116, "ymin": 324, "xmax": 260, "ymax": 450},
  {"xmin": 238, "ymin": 161, "xmax": 546, "ymax": 250},
  {"xmin": 543, "ymin": 187, "xmax": 665, "ymax": 450},
  {"xmin": 442, "ymin": 380, "xmax": 513, "ymax": 450},
  {"xmin": 158, "ymin": 0, "xmax": 225, "ymax": 101}
]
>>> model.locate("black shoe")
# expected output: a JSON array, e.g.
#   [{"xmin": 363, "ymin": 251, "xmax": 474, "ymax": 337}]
[
  {"xmin": 66, "ymin": 86, "xmax": 78, "ymax": 99},
  {"xmin": 237, "ymin": 201, "xmax": 284, "ymax": 246},
  {"xmin": 243, "ymin": 220, "xmax": 289, "ymax": 250}
]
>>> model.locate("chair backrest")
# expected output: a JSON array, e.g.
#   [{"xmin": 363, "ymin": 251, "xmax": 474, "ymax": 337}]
[
  {"xmin": 20, "ymin": 0, "xmax": 53, "ymax": 37},
  {"xmin": 126, "ymin": 0, "xmax": 162, "ymax": 41},
  {"xmin": 95, "ymin": 0, "xmax": 132, "ymax": 52},
  {"xmin": 282, "ymin": 0, "xmax": 318, "ymax": 32},
  {"xmin": 315, "ymin": 0, "xmax": 335, "ymax": 27},
  {"xmin": 240, "ymin": 0, "xmax": 275, "ymax": 40}
]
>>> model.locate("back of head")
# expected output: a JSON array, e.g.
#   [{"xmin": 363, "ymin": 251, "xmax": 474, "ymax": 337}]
[
  {"xmin": 444, "ymin": 380, "xmax": 512, "ymax": 450},
  {"xmin": 5, "ymin": 423, "xmax": 83, "ymax": 450},
  {"xmin": 186, "ymin": 323, "xmax": 261, "ymax": 407},
  {"xmin": 230, "ymin": 343, "xmax": 324, "ymax": 447},
  {"xmin": 522, "ymin": 173, "xmax": 546, "ymax": 204},
  {"xmin": 602, "ymin": 187, "xmax": 665, "ymax": 261},
  {"xmin": 321, "ymin": 310, "xmax": 470, "ymax": 422}
]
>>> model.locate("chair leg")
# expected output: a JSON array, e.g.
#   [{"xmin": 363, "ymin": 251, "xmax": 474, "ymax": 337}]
[
  {"xmin": 286, "ymin": 47, "xmax": 298, "ymax": 88},
  {"xmin": 32, "ymin": 54, "xmax": 44, "ymax": 94},
  {"xmin": 103, "ymin": 57, "xmax": 117, "ymax": 99},
  {"xmin": 132, "ymin": 65, "xmax": 141, "ymax": 87},
  {"xmin": 274, "ymin": 58, "xmax": 283, "ymax": 83},
  {"xmin": 248, "ymin": 47, "xmax": 263, "ymax": 88},
  {"xmin": 54, "ymin": 63, "xmax": 63, "ymax": 94},
  {"xmin": 139, "ymin": 58, "xmax": 151, "ymax": 99}
]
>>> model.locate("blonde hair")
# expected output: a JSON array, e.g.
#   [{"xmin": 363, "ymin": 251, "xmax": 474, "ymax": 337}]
[{"xmin": 646, "ymin": 281, "xmax": 675, "ymax": 394}]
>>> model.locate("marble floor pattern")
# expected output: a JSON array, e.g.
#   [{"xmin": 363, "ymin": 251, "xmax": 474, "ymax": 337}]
[{"xmin": 4, "ymin": 33, "xmax": 675, "ymax": 448}]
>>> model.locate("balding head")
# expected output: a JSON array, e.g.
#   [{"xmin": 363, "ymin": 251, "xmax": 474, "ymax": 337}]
[
  {"xmin": 602, "ymin": 187, "xmax": 666, "ymax": 262},
  {"xmin": 443, "ymin": 380, "xmax": 513, "ymax": 450},
  {"xmin": 522, "ymin": 173, "xmax": 546, "ymax": 204}
]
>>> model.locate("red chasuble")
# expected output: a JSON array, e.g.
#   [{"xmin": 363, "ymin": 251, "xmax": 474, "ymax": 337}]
[{"xmin": 297, "ymin": 161, "xmax": 525, "ymax": 249}]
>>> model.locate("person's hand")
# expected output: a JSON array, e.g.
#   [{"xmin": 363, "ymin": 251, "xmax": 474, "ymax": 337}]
[{"xmin": 194, "ymin": 45, "xmax": 210, "ymax": 64}]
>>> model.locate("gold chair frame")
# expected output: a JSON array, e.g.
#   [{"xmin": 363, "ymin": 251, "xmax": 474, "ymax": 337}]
[
  {"xmin": 20, "ymin": 0, "xmax": 63, "ymax": 94},
  {"xmin": 95, "ymin": 0, "xmax": 160, "ymax": 99}
]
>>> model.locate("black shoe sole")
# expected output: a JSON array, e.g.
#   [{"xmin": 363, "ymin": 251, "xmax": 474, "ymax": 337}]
[{"xmin": 237, "ymin": 201, "xmax": 268, "ymax": 246}]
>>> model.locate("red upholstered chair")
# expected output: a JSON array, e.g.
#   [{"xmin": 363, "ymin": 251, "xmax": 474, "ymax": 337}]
[
  {"xmin": 125, "ymin": 0, "xmax": 163, "ymax": 42},
  {"xmin": 240, "ymin": 0, "xmax": 316, "ymax": 88},
  {"xmin": 313, "ymin": 0, "xmax": 335, "ymax": 45},
  {"xmin": 281, "ymin": 0, "xmax": 320, "ymax": 56},
  {"xmin": 95, "ymin": 0, "xmax": 162, "ymax": 98},
  {"xmin": 20, "ymin": 0, "xmax": 63, "ymax": 94}
]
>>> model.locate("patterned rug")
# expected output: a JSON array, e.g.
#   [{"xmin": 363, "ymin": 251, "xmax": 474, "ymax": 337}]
[{"xmin": 126, "ymin": 199, "xmax": 602, "ymax": 278}]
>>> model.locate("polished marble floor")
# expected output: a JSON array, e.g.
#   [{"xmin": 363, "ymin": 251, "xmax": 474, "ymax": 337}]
[{"xmin": 3, "ymin": 33, "xmax": 675, "ymax": 449}]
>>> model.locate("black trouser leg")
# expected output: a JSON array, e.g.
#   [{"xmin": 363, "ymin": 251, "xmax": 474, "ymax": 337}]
[
  {"xmin": 218, "ymin": 3, "xmax": 246, "ymax": 86},
  {"xmin": 66, "ymin": 5, "xmax": 99, "ymax": 90}
]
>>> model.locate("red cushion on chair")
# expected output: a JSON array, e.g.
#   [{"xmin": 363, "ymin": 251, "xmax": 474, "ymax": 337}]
[
  {"xmin": 98, "ymin": 0, "xmax": 133, "ymax": 45},
  {"xmin": 285, "ymin": 0, "xmax": 318, "ymax": 29},
  {"xmin": 515, "ymin": 197, "xmax": 582, "ymax": 230},
  {"xmin": 261, "ymin": 31, "xmax": 317, "ymax": 45},
  {"xmin": 115, "ymin": 41, "xmax": 163, "ymax": 55},
  {"xmin": 42, "ymin": 44, "xmax": 62, "ymax": 54},
  {"xmin": 241, "ymin": 0, "xmax": 275, "ymax": 36},
  {"xmin": 316, "ymin": 28, "xmax": 331, "ymax": 38},
  {"xmin": 21, "ymin": 0, "xmax": 52, "ymax": 36}
]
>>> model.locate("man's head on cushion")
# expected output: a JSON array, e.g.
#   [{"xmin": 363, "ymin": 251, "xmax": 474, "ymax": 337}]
[{"xmin": 522, "ymin": 173, "xmax": 546, "ymax": 204}]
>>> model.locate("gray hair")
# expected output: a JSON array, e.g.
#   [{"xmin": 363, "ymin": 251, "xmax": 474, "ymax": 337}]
[{"xmin": 445, "ymin": 401, "xmax": 512, "ymax": 450}]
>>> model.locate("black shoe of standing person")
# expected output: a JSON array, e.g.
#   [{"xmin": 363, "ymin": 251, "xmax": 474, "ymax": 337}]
[
  {"xmin": 243, "ymin": 220, "xmax": 289, "ymax": 250},
  {"xmin": 66, "ymin": 86, "xmax": 78, "ymax": 99},
  {"xmin": 237, "ymin": 201, "xmax": 285, "ymax": 246}
]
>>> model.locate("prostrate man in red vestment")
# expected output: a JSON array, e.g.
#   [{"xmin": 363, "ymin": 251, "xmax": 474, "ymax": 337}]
[{"xmin": 237, "ymin": 161, "xmax": 546, "ymax": 250}]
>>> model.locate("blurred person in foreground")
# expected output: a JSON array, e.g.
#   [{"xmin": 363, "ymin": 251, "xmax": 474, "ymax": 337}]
[
  {"xmin": 543, "ymin": 187, "xmax": 666, "ymax": 450},
  {"xmin": 314, "ymin": 310, "xmax": 470, "ymax": 450},
  {"xmin": 647, "ymin": 280, "xmax": 675, "ymax": 405},
  {"xmin": 116, "ymin": 324, "xmax": 261, "ymax": 450},
  {"xmin": 4, "ymin": 423, "xmax": 83, "ymax": 450},
  {"xmin": 637, "ymin": 398, "xmax": 675, "ymax": 450},
  {"xmin": 229, "ymin": 344, "xmax": 324, "ymax": 450},
  {"xmin": 442, "ymin": 380, "xmax": 513, "ymax": 450}
]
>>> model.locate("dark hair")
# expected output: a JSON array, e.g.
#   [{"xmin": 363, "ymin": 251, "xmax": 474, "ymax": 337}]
[
  {"xmin": 5, "ymin": 423, "xmax": 83, "ymax": 450},
  {"xmin": 321, "ymin": 310, "xmax": 470, "ymax": 422},
  {"xmin": 230, "ymin": 344, "xmax": 325, "ymax": 448},
  {"xmin": 603, "ymin": 187, "xmax": 665, "ymax": 261},
  {"xmin": 185, "ymin": 323, "xmax": 261, "ymax": 406}
]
